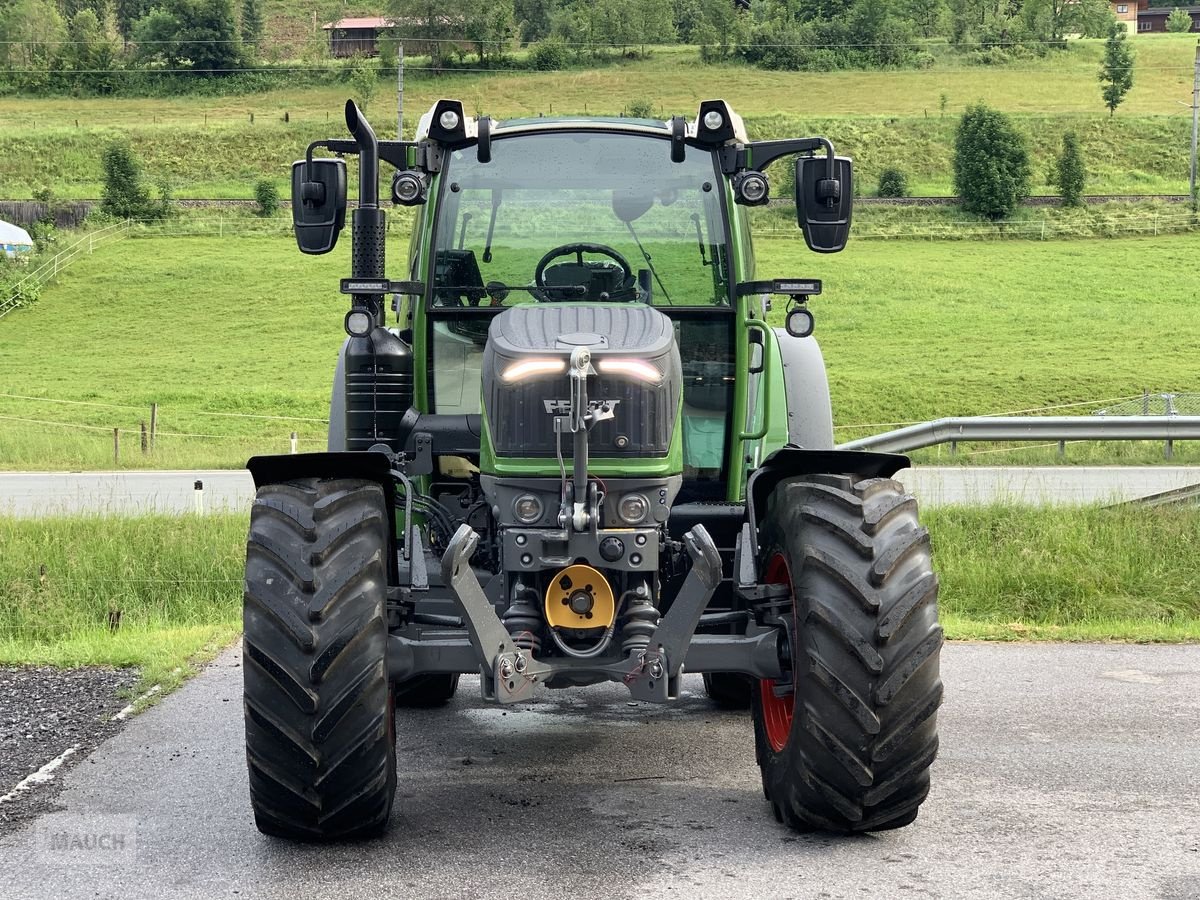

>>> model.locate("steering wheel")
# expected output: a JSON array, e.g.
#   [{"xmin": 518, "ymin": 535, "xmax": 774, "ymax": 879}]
[{"xmin": 534, "ymin": 242, "xmax": 635, "ymax": 298}]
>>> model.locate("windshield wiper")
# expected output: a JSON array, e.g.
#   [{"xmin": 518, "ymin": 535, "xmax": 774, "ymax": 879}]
[
  {"xmin": 482, "ymin": 190, "xmax": 502, "ymax": 263},
  {"xmin": 690, "ymin": 213, "xmax": 710, "ymax": 267},
  {"xmin": 624, "ymin": 221, "xmax": 672, "ymax": 305}
]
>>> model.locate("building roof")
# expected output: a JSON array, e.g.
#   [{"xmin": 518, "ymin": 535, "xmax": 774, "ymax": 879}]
[{"xmin": 323, "ymin": 17, "xmax": 391, "ymax": 31}]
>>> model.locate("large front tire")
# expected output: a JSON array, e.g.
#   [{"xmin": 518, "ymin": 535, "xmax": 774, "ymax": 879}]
[
  {"xmin": 243, "ymin": 478, "xmax": 396, "ymax": 841},
  {"xmin": 752, "ymin": 474, "xmax": 943, "ymax": 832}
]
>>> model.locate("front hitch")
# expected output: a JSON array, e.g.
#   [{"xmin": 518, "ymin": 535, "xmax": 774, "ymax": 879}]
[{"xmin": 440, "ymin": 523, "xmax": 723, "ymax": 704}]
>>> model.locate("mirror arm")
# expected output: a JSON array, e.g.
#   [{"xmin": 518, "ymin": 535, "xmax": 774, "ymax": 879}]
[{"xmin": 743, "ymin": 137, "xmax": 834, "ymax": 174}]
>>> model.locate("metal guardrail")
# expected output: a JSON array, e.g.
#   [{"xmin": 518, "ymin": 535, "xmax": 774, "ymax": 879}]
[{"xmin": 837, "ymin": 416, "xmax": 1200, "ymax": 454}]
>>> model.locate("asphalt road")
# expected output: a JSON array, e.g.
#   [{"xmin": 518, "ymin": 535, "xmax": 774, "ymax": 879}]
[
  {"xmin": 1, "ymin": 466, "xmax": 1198, "ymax": 516},
  {"xmin": 1, "ymin": 643, "xmax": 1198, "ymax": 900}
]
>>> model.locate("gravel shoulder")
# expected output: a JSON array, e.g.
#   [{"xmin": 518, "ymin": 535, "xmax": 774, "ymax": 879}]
[{"xmin": 0, "ymin": 666, "xmax": 140, "ymax": 833}]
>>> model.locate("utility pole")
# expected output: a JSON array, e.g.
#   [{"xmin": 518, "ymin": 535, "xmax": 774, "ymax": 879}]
[
  {"xmin": 1191, "ymin": 41, "xmax": 1199, "ymax": 211},
  {"xmin": 397, "ymin": 42, "xmax": 405, "ymax": 139}
]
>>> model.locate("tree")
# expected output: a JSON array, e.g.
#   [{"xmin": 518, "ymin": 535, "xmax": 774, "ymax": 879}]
[
  {"xmin": 348, "ymin": 56, "xmax": 377, "ymax": 111},
  {"xmin": 900, "ymin": 0, "xmax": 949, "ymax": 38},
  {"xmin": 131, "ymin": 0, "xmax": 245, "ymax": 71},
  {"xmin": 1021, "ymin": 0, "xmax": 1112, "ymax": 44},
  {"xmin": 388, "ymin": 0, "xmax": 514, "ymax": 67},
  {"xmin": 0, "ymin": 0, "xmax": 65, "ymax": 75},
  {"xmin": 62, "ymin": 8, "xmax": 120, "ymax": 92},
  {"xmin": 114, "ymin": 0, "xmax": 153, "ymax": 37},
  {"xmin": 1098, "ymin": 20, "xmax": 1134, "ymax": 117},
  {"xmin": 877, "ymin": 167, "xmax": 910, "ymax": 198},
  {"xmin": 254, "ymin": 179, "xmax": 279, "ymax": 216},
  {"xmin": 101, "ymin": 141, "xmax": 169, "ymax": 220},
  {"xmin": 953, "ymin": 102, "xmax": 1030, "ymax": 219},
  {"xmin": 1056, "ymin": 131, "xmax": 1085, "ymax": 206},
  {"xmin": 462, "ymin": 0, "xmax": 515, "ymax": 65},
  {"xmin": 1166, "ymin": 7, "xmax": 1193, "ymax": 32},
  {"xmin": 240, "ymin": 0, "xmax": 264, "ymax": 48},
  {"xmin": 514, "ymin": 0, "xmax": 557, "ymax": 41}
]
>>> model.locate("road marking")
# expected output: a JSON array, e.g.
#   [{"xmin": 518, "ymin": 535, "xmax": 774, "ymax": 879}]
[
  {"xmin": 112, "ymin": 684, "xmax": 162, "ymax": 721},
  {"xmin": 0, "ymin": 745, "xmax": 81, "ymax": 805}
]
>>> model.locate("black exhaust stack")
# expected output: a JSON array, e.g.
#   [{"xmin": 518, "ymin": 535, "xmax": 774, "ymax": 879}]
[{"xmin": 345, "ymin": 100, "xmax": 386, "ymax": 323}]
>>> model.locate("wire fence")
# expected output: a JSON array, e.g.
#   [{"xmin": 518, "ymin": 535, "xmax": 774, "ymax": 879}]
[{"xmin": 1095, "ymin": 392, "xmax": 1200, "ymax": 416}]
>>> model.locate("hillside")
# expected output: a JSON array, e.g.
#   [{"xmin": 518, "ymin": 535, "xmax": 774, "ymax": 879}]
[
  {"xmin": 1, "ymin": 36, "xmax": 1198, "ymax": 199},
  {"xmin": 1, "ymin": 230, "xmax": 1197, "ymax": 469}
]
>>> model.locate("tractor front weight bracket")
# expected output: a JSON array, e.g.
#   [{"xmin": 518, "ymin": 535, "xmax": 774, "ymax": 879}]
[{"xmin": 440, "ymin": 523, "xmax": 723, "ymax": 704}]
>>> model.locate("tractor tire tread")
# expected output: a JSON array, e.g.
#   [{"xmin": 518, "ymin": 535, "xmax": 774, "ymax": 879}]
[
  {"xmin": 753, "ymin": 476, "xmax": 943, "ymax": 833},
  {"xmin": 243, "ymin": 477, "xmax": 396, "ymax": 842}
]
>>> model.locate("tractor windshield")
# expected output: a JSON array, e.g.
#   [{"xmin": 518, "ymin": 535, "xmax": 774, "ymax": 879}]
[{"xmin": 429, "ymin": 131, "xmax": 730, "ymax": 308}]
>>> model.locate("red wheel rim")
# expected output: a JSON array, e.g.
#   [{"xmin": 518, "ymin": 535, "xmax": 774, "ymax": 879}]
[{"xmin": 759, "ymin": 553, "xmax": 796, "ymax": 753}]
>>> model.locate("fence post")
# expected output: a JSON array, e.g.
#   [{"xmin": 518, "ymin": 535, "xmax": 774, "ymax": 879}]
[
  {"xmin": 949, "ymin": 440, "xmax": 958, "ymax": 457},
  {"xmin": 290, "ymin": 431, "xmax": 298, "ymax": 454},
  {"xmin": 1057, "ymin": 440, "xmax": 1065, "ymax": 459},
  {"xmin": 149, "ymin": 403, "xmax": 158, "ymax": 450},
  {"xmin": 141, "ymin": 422, "xmax": 148, "ymax": 454},
  {"xmin": 1165, "ymin": 439, "xmax": 1174, "ymax": 460},
  {"xmin": 113, "ymin": 428, "xmax": 120, "ymax": 465}
]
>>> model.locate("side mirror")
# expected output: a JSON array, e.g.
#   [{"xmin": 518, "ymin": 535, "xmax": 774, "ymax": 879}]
[
  {"xmin": 795, "ymin": 156, "xmax": 852, "ymax": 254},
  {"xmin": 291, "ymin": 157, "xmax": 347, "ymax": 254}
]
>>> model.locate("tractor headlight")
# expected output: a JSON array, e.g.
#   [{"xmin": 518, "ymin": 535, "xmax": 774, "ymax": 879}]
[
  {"xmin": 344, "ymin": 309, "xmax": 373, "ymax": 336},
  {"xmin": 595, "ymin": 358, "xmax": 661, "ymax": 383},
  {"xmin": 703, "ymin": 110, "xmax": 724, "ymax": 131},
  {"xmin": 733, "ymin": 170, "xmax": 770, "ymax": 206},
  {"xmin": 617, "ymin": 493, "xmax": 649, "ymax": 524},
  {"xmin": 391, "ymin": 171, "xmax": 428, "ymax": 206},
  {"xmin": 513, "ymin": 493, "xmax": 543, "ymax": 524},
  {"xmin": 501, "ymin": 357, "xmax": 567, "ymax": 383}
]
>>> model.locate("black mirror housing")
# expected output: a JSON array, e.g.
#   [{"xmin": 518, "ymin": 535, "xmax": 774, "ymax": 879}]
[
  {"xmin": 291, "ymin": 158, "xmax": 347, "ymax": 255},
  {"xmin": 795, "ymin": 156, "xmax": 853, "ymax": 254}
]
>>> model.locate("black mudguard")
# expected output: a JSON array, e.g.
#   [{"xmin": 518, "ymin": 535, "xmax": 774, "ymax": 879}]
[
  {"xmin": 744, "ymin": 446, "xmax": 910, "ymax": 562},
  {"xmin": 247, "ymin": 451, "xmax": 399, "ymax": 582}
]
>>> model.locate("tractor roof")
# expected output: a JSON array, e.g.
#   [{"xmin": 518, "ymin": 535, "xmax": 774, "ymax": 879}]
[{"xmin": 414, "ymin": 101, "xmax": 749, "ymax": 145}]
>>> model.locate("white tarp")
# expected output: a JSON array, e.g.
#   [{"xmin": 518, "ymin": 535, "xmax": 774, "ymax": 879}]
[{"xmin": 0, "ymin": 220, "xmax": 34, "ymax": 257}]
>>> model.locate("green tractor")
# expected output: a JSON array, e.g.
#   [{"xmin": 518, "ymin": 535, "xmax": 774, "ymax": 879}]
[{"xmin": 242, "ymin": 98, "xmax": 943, "ymax": 841}]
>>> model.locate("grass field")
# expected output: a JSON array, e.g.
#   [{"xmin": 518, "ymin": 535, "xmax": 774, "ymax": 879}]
[
  {"xmin": 1, "ymin": 504, "xmax": 1194, "ymax": 683},
  {"xmin": 1, "ymin": 36, "xmax": 1199, "ymax": 198},
  {"xmin": 2, "ymin": 227, "xmax": 1197, "ymax": 469},
  {"xmin": 0, "ymin": 514, "xmax": 243, "ymax": 689}
]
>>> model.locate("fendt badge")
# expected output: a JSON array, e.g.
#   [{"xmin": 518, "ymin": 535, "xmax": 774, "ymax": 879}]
[{"xmin": 543, "ymin": 399, "xmax": 620, "ymax": 415}]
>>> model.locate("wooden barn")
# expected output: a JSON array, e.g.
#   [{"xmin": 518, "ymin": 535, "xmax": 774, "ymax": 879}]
[{"xmin": 324, "ymin": 17, "xmax": 392, "ymax": 58}]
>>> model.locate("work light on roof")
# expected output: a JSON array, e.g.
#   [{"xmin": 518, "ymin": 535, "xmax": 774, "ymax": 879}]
[{"xmin": 693, "ymin": 99, "xmax": 746, "ymax": 145}]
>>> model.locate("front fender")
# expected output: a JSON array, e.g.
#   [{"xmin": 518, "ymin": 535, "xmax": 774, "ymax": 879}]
[
  {"xmin": 246, "ymin": 451, "xmax": 399, "ymax": 581},
  {"xmin": 744, "ymin": 446, "xmax": 910, "ymax": 563}
]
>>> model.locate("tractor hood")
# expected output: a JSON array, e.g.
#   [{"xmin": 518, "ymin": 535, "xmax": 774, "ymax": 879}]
[{"xmin": 481, "ymin": 304, "xmax": 682, "ymax": 463}]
